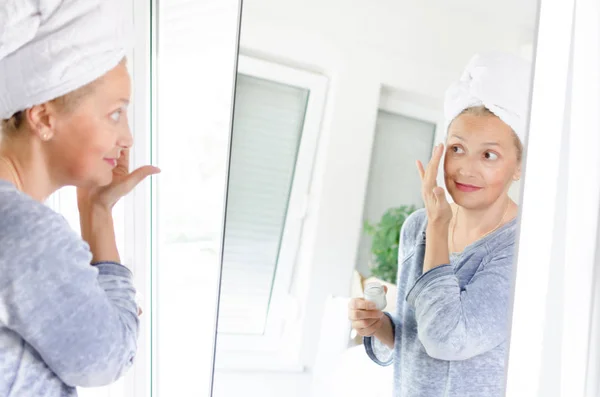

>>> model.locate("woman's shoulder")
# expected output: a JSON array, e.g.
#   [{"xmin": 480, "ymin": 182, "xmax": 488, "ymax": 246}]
[
  {"xmin": 0, "ymin": 186, "xmax": 92, "ymax": 277},
  {"xmin": 0, "ymin": 185, "xmax": 74, "ymax": 242},
  {"xmin": 482, "ymin": 217, "xmax": 519, "ymax": 261},
  {"xmin": 405, "ymin": 207, "xmax": 427, "ymax": 226},
  {"xmin": 401, "ymin": 207, "xmax": 427, "ymax": 243}
]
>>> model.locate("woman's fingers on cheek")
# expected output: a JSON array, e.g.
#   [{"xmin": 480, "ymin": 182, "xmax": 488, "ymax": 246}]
[
  {"xmin": 433, "ymin": 187, "xmax": 450, "ymax": 206},
  {"xmin": 416, "ymin": 160, "xmax": 425, "ymax": 179},
  {"xmin": 432, "ymin": 186, "xmax": 444, "ymax": 199}
]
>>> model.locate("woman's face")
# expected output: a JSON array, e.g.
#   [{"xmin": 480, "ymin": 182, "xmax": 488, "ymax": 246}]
[
  {"xmin": 444, "ymin": 113, "xmax": 521, "ymax": 210},
  {"xmin": 46, "ymin": 61, "xmax": 133, "ymax": 188}
]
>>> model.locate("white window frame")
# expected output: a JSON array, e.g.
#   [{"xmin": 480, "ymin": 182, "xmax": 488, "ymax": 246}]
[
  {"xmin": 46, "ymin": 1, "xmax": 153, "ymax": 396},
  {"xmin": 505, "ymin": 0, "xmax": 572, "ymax": 391},
  {"xmin": 378, "ymin": 88, "xmax": 445, "ymax": 140},
  {"xmin": 214, "ymin": 55, "xmax": 328, "ymax": 371},
  {"xmin": 127, "ymin": 0, "xmax": 153, "ymax": 396},
  {"xmin": 505, "ymin": 0, "xmax": 600, "ymax": 396}
]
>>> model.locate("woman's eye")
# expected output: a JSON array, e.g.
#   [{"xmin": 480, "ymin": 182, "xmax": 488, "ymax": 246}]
[
  {"xmin": 484, "ymin": 151, "xmax": 499, "ymax": 160},
  {"xmin": 451, "ymin": 146, "xmax": 464, "ymax": 154},
  {"xmin": 110, "ymin": 110, "xmax": 122, "ymax": 122}
]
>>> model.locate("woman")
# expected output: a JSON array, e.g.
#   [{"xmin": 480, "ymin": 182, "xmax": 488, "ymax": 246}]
[
  {"xmin": 0, "ymin": 1, "xmax": 158, "ymax": 396},
  {"xmin": 348, "ymin": 52, "xmax": 531, "ymax": 397}
]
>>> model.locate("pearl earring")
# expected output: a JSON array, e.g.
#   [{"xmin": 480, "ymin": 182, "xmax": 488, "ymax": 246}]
[{"xmin": 42, "ymin": 133, "xmax": 51, "ymax": 141}]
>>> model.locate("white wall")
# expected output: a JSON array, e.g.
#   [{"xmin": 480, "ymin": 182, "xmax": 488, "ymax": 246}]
[{"xmin": 220, "ymin": 0, "xmax": 538, "ymax": 395}]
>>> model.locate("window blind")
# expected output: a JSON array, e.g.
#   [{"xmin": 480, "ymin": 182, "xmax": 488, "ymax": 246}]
[
  {"xmin": 356, "ymin": 110, "xmax": 436, "ymax": 277},
  {"xmin": 218, "ymin": 74, "xmax": 309, "ymax": 335}
]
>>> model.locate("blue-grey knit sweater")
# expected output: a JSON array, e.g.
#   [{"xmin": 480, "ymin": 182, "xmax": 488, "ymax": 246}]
[
  {"xmin": 0, "ymin": 180, "xmax": 139, "ymax": 396},
  {"xmin": 364, "ymin": 208, "xmax": 517, "ymax": 397}
]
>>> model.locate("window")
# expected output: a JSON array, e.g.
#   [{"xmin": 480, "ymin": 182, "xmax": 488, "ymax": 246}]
[
  {"xmin": 37, "ymin": 1, "xmax": 241, "ymax": 396},
  {"xmin": 218, "ymin": 74, "xmax": 309, "ymax": 335},
  {"xmin": 153, "ymin": 1, "xmax": 240, "ymax": 396},
  {"xmin": 47, "ymin": 1, "xmax": 147, "ymax": 396},
  {"xmin": 213, "ymin": 55, "xmax": 327, "ymax": 369},
  {"xmin": 48, "ymin": 1, "xmax": 153, "ymax": 396},
  {"xmin": 356, "ymin": 110, "xmax": 436, "ymax": 276}
]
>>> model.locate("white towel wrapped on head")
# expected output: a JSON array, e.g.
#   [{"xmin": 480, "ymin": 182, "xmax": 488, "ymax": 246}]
[
  {"xmin": 443, "ymin": 52, "xmax": 533, "ymax": 143},
  {"xmin": 0, "ymin": 0, "xmax": 133, "ymax": 120}
]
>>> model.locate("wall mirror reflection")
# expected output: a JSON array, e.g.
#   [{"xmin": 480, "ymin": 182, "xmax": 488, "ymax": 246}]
[{"xmin": 212, "ymin": 1, "xmax": 539, "ymax": 397}]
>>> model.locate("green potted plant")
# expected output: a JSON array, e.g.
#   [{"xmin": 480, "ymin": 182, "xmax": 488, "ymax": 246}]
[{"xmin": 363, "ymin": 205, "xmax": 419, "ymax": 284}]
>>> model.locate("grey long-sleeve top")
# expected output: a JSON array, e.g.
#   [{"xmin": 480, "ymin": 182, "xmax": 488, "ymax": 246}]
[
  {"xmin": 364, "ymin": 208, "xmax": 517, "ymax": 397},
  {"xmin": 0, "ymin": 180, "xmax": 139, "ymax": 396}
]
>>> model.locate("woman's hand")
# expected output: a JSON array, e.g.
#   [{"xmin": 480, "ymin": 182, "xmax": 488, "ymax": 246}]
[
  {"xmin": 76, "ymin": 149, "xmax": 160, "ymax": 263},
  {"xmin": 417, "ymin": 143, "xmax": 452, "ymax": 271},
  {"xmin": 348, "ymin": 297, "xmax": 387, "ymax": 337},
  {"xmin": 416, "ymin": 143, "xmax": 452, "ymax": 227},
  {"xmin": 77, "ymin": 149, "xmax": 160, "ymax": 211},
  {"xmin": 348, "ymin": 289, "xmax": 395, "ymax": 349}
]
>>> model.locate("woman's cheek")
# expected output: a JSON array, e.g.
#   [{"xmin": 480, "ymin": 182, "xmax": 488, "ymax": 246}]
[{"xmin": 482, "ymin": 167, "xmax": 508, "ymax": 189}]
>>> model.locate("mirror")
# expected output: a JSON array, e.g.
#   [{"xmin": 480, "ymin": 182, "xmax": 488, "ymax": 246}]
[{"xmin": 212, "ymin": 1, "xmax": 539, "ymax": 396}]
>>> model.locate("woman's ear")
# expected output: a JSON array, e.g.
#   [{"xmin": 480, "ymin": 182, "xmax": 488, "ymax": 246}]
[
  {"xmin": 26, "ymin": 104, "xmax": 55, "ymax": 141},
  {"xmin": 513, "ymin": 164, "xmax": 522, "ymax": 181}
]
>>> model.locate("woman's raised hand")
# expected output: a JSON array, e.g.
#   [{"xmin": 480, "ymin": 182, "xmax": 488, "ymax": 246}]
[{"xmin": 416, "ymin": 143, "xmax": 452, "ymax": 227}]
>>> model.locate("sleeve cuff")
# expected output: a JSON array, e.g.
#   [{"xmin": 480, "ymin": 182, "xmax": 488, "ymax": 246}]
[
  {"xmin": 91, "ymin": 261, "xmax": 133, "ymax": 278},
  {"xmin": 364, "ymin": 335, "xmax": 394, "ymax": 366},
  {"xmin": 383, "ymin": 312, "xmax": 396, "ymax": 339},
  {"xmin": 406, "ymin": 264, "xmax": 454, "ymax": 307},
  {"xmin": 363, "ymin": 312, "xmax": 396, "ymax": 366}
]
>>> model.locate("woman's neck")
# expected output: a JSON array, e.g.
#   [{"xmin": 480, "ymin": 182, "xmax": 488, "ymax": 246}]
[
  {"xmin": 450, "ymin": 196, "xmax": 517, "ymax": 251},
  {"xmin": 0, "ymin": 137, "xmax": 60, "ymax": 202}
]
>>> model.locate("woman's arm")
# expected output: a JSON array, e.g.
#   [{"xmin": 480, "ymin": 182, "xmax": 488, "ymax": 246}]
[
  {"xmin": 372, "ymin": 314, "xmax": 395, "ymax": 348},
  {"xmin": 362, "ymin": 210, "xmax": 424, "ymax": 365},
  {"xmin": 364, "ymin": 312, "xmax": 397, "ymax": 366},
  {"xmin": 406, "ymin": 251, "xmax": 513, "ymax": 361},
  {"xmin": 423, "ymin": 222, "xmax": 451, "ymax": 273},
  {"xmin": 79, "ymin": 204, "xmax": 120, "ymax": 264},
  {"xmin": 1, "ymin": 204, "xmax": 139, "ymax": 387}
]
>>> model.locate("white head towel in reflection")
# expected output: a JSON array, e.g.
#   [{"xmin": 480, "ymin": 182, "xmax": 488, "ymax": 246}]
[
  {"xmin": 0, "ymin": 0, "xmax": 133, "ymax": 119},
  {"xmin": 444, "ymin": 52, "xmax": 533, "ymax": 143}
]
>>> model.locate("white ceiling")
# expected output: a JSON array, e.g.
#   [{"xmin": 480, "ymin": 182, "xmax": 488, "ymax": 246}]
[{"xmin": 429, "ymin": 0, "xmax": 539, "ymax": 32}]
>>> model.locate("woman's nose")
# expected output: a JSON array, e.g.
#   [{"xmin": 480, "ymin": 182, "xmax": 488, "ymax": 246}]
[
  {"xmin": 118, "ymin": 126, "xmax": 134, "ymax": 149},
  {"xmin": 457, "ymin": 161, "xmax": 477, "ymax": 177}
]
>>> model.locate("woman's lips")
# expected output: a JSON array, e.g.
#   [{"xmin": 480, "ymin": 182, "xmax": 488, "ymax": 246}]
[
  {"xmin": 104, "ymin": 158, "xmax": 117, "ymax": 167},
  {"xmin": 455, "ymin": 182, "xmax": 482, "ymax": 192}
]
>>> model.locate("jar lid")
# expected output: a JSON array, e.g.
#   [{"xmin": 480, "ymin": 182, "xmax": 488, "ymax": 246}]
[{"xmin": 364, "ymin": 281, "xmax": 384, "ymax": 295}]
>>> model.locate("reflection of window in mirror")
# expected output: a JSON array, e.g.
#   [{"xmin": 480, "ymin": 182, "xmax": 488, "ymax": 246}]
[
  {"xmin": 356, "ymin": 92, "xmax": 438, "ymax": 279},
  {"xmin": 214, "ymin": 56, "xmax": 327, "ymax": 371},
  {"xmin": 219, "ymin": 75, "xmax": 308, "ymax": 336}
]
